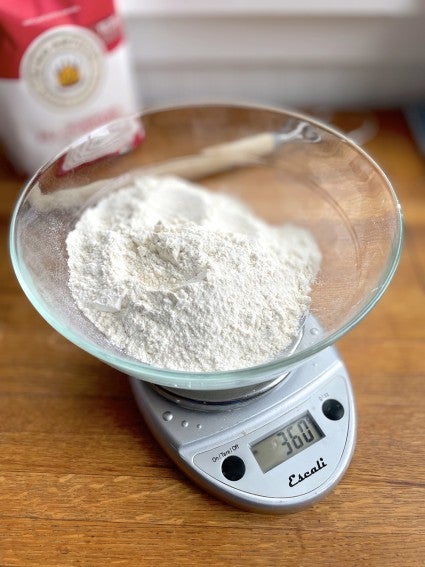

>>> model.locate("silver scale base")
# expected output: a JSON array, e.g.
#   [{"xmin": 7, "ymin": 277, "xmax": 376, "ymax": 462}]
[{"xmin": 130, "ymin": 324, "xmax": 356, "ymax": 512}]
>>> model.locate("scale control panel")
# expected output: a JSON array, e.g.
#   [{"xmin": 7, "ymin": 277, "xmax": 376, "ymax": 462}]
[{"xmin": 191, "ymin": 375, "xmax": 351, "ymax": 503}]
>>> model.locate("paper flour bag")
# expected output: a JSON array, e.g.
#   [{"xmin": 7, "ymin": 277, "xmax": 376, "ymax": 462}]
[{"xmin": 0, "ymin": 0, "xmax": 138, "ymax": 175}]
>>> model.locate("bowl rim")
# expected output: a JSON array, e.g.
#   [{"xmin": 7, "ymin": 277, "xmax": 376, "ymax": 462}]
[{"xmin": 9, "ymin": 102, "xmax": 404, "ymax": 389}]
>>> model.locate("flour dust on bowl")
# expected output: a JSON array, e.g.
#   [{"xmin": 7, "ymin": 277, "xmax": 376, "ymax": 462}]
[{"xmin": 10, "ymin": 105, "xmax": 402, "ymax": 511}]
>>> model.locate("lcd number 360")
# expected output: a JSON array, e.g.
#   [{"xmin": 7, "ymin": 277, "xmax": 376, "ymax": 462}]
[
  {"xmin": 251, "ymin": 412, "xmax": 325, "ymax": 473},
  {"xmin": 283, "ymin": 418, "xmax": 316, "ymax": 453}
]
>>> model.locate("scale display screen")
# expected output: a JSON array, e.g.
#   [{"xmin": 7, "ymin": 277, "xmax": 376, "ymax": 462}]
[{"xmin": 251, "ymin": 412, "xmax": 324, "ymax": 473}]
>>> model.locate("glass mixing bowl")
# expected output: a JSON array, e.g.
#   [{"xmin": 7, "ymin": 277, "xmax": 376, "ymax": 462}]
[{"xmin": 9, "ymin": 104, "xmax": 402, "ymax": 390}]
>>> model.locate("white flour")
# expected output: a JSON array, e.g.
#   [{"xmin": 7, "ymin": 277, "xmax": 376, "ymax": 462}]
[{"xmin": 66, "ymin": 176, "xmax": 321, "ymax": 372}]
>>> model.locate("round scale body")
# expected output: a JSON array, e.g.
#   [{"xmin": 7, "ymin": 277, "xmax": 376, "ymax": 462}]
[{"xmin": 130, "ymin": 344, "xmax": 355, "ymax": 512}]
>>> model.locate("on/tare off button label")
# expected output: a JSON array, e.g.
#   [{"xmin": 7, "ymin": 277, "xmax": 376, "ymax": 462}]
[
  {"xmin": 193, "ymin": 442, "xmax": 246, "ymax": 481},
  {"xmin": 210, "ymin": 443, "xmax": 240, "ymax": 463}
]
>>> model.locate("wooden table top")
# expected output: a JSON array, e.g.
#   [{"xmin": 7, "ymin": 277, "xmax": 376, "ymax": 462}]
[{"xmin": 1, "ymin": 109, "xmax": 424, "ymax": 566}]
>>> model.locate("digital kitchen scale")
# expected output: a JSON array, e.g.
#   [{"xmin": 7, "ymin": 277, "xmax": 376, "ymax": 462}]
[
  {"xmin": 130, "ymin": 317, "xmax": 356, "ymax": 512},
  {"xmin": 9, "ymin": 104, "xmax": 402, "ymax": 515}
]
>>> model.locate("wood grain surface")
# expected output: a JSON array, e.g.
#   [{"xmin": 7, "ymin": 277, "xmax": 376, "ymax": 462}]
[{"xmin": 1, "ymin": 110, "xmax": 424, "ymax": 566}]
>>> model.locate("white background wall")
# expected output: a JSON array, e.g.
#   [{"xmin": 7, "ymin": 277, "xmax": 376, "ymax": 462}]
[{"xmin": 118, "ymin": 0, "xmax": 425, "ymax": 108}]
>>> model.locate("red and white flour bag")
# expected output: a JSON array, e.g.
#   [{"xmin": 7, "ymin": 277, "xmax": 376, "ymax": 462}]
[{"xmin": 0, "ymin": 0, "xmax": 138, "ymax": 175}]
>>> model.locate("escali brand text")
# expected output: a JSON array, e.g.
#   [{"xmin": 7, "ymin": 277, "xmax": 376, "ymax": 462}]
[{"xmin": 288, "ymin": 457, "xmax": 327, "ymax": 487}]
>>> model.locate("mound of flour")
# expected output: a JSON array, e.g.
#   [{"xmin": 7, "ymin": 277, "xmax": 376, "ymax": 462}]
[{"xmin": 66, "ymin": 176, "xmax": 321, "ymax": 372}]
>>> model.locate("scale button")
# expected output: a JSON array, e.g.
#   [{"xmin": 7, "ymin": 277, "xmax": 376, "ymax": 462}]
[
  {"xmin": 221, "ymin": 455, "xmax": 246, "ymax": 481},
  {"xmin": 322, "ymin": 399, "xmax": 345, "ymax": 420}
]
